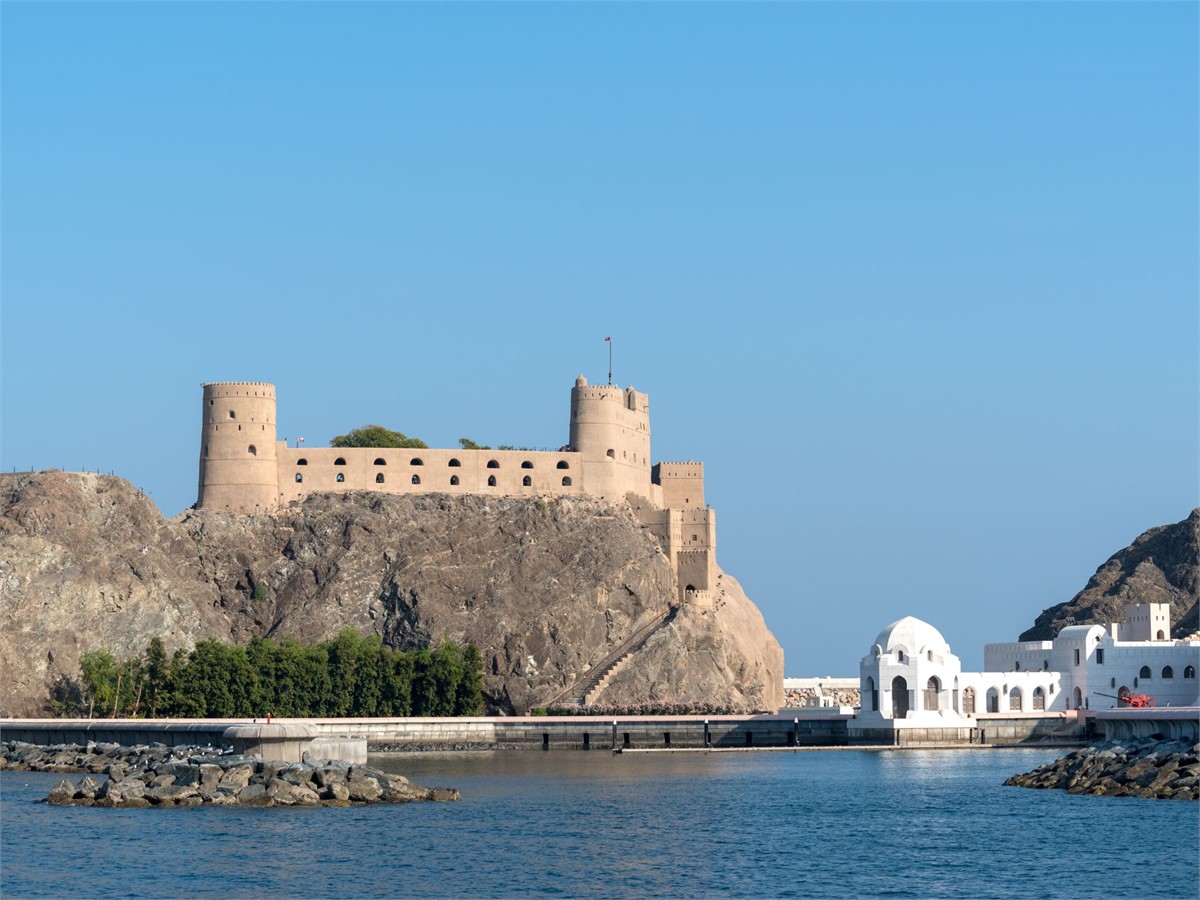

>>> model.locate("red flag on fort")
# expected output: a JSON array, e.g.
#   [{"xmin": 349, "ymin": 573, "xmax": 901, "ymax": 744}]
[
  {"xmin": 297, "ymin": 437, "xmax": 305, "ymax": 443},
  {"xmin": 604, "ymin": 336, "xmax": 611, "ymax": 341}
]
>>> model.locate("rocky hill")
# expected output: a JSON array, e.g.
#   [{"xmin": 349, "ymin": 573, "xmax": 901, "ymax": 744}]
[
  {"xmin": 0, "ymin": 471, "xmax": 783, "ymax": 717},
  {"xmin": 1020, "ymin": 509, "xmax": 1200, "ymax": 641}
]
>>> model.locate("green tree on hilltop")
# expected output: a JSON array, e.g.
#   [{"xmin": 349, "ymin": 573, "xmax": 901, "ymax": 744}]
[{"xmin": 331, "ymin": 425, "xmax": 427, "ymax": 449}]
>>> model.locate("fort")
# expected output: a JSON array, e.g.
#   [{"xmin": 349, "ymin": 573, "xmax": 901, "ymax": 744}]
[{"xmin": 197, "ymin": 376, "xmax": 717, "ymax": 604}]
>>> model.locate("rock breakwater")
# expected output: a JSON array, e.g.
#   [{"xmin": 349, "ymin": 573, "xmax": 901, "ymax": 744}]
[
  {"xmin": 1004, "ymin": 739, "xmax": 1199, "ymax": 799},
  {"xmin": 3, "ymin": 740, "xmax": 460, "ymax": 807}
]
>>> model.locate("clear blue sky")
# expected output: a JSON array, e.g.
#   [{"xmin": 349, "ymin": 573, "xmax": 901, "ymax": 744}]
[{"xmin": 2, "ymin": 2, "xmax": 1197, "ymax": 675}]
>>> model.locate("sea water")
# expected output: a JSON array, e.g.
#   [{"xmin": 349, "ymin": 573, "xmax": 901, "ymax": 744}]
[{"xmin": 2, "ymin": 748, "xmax": 1196, "ymax": 898}]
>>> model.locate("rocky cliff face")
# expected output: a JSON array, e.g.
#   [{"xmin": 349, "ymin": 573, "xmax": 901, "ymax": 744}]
[
  {"xmin": 0, "ymin": 471, "xmax": 784, "ymax": 717},
  {"xmin": 1020, "ymin": 509, "xmax": 1200, "ymax": 641}
]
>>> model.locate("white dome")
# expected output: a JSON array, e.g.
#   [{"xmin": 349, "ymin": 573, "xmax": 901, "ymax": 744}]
[{"xmin": 872, "ymin": 616, "xmax": 951, "ymax": 657}]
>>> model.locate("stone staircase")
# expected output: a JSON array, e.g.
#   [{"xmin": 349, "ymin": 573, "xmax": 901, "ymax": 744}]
[{"xmin": 546, "ymin": 605, "xmax": 680, "ymax": 709}]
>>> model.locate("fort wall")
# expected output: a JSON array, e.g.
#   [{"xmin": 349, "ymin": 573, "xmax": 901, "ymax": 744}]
[{"xmin": 277, "ymin": 447, "xmax": 585, "ymax": 504}]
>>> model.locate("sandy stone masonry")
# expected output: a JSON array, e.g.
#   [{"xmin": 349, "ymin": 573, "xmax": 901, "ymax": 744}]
[{"xmin": 197, "ymin": 375, "xmax": 718, "ymax": 601}]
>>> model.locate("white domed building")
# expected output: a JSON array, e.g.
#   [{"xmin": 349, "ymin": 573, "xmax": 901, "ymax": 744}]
[
  {"xmin": 850, "ymin": 603, "xmax": 1199, "ymax": 745},
  {"xmin": 856, "ymin": 617, "xmax": 969, "ymax": 725}
]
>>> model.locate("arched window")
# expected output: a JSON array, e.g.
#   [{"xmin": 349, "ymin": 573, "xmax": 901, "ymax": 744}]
[
  {"xmin": 962, "ymin": 687, "xmax": 976, "ymax": 715},
  {"xmin": 487, "ymin": 475, "xmax": 497, "ymax": 487},
  {"xmin": 1008, "ymin": 687, "xmax": 1022, "ymax": 711},
  {"xmin": 334, "ymin": 457, "xmax": 346, "ymax": 466},
  {"xmin": 986, "ymin": 687, "xmax": 999, "ymax": 713},
  {"xmin": 561, "ymin": 477, "xmax": 572, "ymax": 486},
  {"xmin": 1139, "ymin": 665, "xmax": 1152, "ymax": 679},
  {"xmin": 450, "ymin": 475, "xmax": 460, "ymax": 486},
  {"xmin": 924, "ymin": 676, "xmax": 940, "ymax": 711},
  {"xmin": 336, "ymin": 473, "xmax": 345, "ymax": 483},
  {"xmin": 1162, "ymin": 666, "xmax": 1174, "ymax": 679},
  {"xmin": 522, "ymin": 475, "xmax": 532, "ymax": 487},
  {"xmin": 297, "ymin": 458, "xmax": 308, "ymax": 466},
  {"xmin": 410, "ymin": 458, "xmax": 424, "ymax": 466},
  {"xmin": 556, "ymin": 461, "xmax": 569, "ymax": 470},
  {"xmin": 374, "ymin": 458, "xmax": 386, "ymax": 466},
  {"xmin": 487, "ymin": 460, "xmax": 500, "ymax": 469},
  {"xmin": 229, "ymin": 410, "xmax": 236, "ymax": 419},
  {"xmin": 248, "ymin": 445, "xmax": 257, "ymax": 456},
  {"xmin": 448, "ymin": 458, "xmax": 462, "ymax": 467},
  {"xmin": 411, "ymin": 474, "xmax": 420, "ymax": 485},
  {"xmin": 865, "ymin": 676, "xmax": 877, "ymax": 712},
  {"xmin": 521, "ymin": 461, "xmax": 533, "ymax": 469},
  {"xmin": 896, "ymin": 650, "xmax": 905, "ymax": 663},
  {"xmin": 1014, "ymin": 661, "xmax": 1020, "ymax": 671},
  {"xmin": 927, "ymin": 650, "xmax": 933, "ymax": 661},
  {"xmin": 1032, "ymin": 687, "xmax": 1045, "ymax": 711},
  {"xmin": 295, "ymin": 473, "xmax": 303, "ymax": 483},
  {"xmin": 1043, "ymin": 660, "xmax": 1049, "ymax": 671},
  {"xmin": 1156, "ymin": 629, "xmax": 1166, "ymax": 640},
  {"xmin": 891, "ymin": 676, "xmax": 909, "ymax": 719},
  {"xmin": 376, "ymin": 473, "xmax": 385, "ymax": 484},
  {"xmin": 1185, "ymin": 666, "xmax": 1196, "ymax": 679},
  {"xmin": 606, "ymin": 449, "xmax": 615, "ymax": 459}
]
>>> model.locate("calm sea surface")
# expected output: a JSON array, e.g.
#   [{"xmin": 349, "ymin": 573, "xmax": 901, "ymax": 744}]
[{"xmin": 2, "ymin": 747, "xmax": 1197, "ymax": 899}]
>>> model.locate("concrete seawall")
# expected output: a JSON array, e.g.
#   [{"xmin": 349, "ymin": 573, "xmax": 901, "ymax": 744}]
[
  {"xmin": 11, "ymin": 709, "xmax": 1190, "ymax": 751},
  {"xmin": 1, "ymin": 714, "xmax": 851, "ymax": 752}
]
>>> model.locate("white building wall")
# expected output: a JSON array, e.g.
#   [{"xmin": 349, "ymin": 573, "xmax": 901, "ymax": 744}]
[{"xmin": 1087, "ymin": 640, "xmax": 1200, "ymax": 708}]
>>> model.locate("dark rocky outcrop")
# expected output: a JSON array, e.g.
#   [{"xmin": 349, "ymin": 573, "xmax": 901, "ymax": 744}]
[
  {"xmin": 0, "ymin": 471, "xmax": 783, "ymax": 716},
  {"xmin": 1004, "ymin": 738, "xmax": 1199, "ymax": 799},
  {"xmin": 5, "ymin": 741, "xmax": 459, "ymax": 807},
  {"xmin": 1020, "ymin": 509, "xmax": 1200, "ymax": 641}
]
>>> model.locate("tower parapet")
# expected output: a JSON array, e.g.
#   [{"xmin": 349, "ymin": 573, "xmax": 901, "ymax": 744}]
[
  {"xmin": 197, "ymin": 382, "xmax": 278, "ymax": 514},
  {"xmin": 652, "ymin": 461, "xmax": 705, "ymax": 509},
  {"xmin": 568, "ymin": 375, "xmax": 651, "ymax": 501}
]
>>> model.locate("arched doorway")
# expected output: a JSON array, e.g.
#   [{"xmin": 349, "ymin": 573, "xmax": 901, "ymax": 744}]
[
  {"xmin": 864, "ymin": 676, "xmax": 877, "ymax": 712},
  {"xmin": 1009, "ymin": 687, "xmax": 1022, "ymax": 711},
  {"xmin": 924, "ymin": 676, "xmax": 940, "ymax": 711},
  {"xmin": 891, "ymin": 676, "xmax": 909, "ymax": 719},
  {"xmin": 986, "ymin": 687, "xmax": 999, "ymax": 713},
  {"xmin": 1072, "ymin": 686, "xmax": 1082, "ymax": 710},
  {"xmin": 962, "ymin": 687, "xmax": 976, "ymax": 715},
  {"xmin": 1032, "ymin": 686, "xmax": 1045, "ymax": 711}
]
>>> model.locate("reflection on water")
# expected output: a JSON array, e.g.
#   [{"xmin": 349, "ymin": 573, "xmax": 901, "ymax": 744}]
[{"xmin": 3, "ymin": 748, "xmax": 1197, "ymax": 898}]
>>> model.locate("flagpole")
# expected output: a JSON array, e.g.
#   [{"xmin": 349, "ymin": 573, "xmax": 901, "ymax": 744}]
[{"xmin": 607, "ymin": 337, "xmax": 613, "ymax": 386}]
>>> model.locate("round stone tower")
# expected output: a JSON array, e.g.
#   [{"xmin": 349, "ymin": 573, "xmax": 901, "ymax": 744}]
[
  {"xmin": 197, "ymin": 382, "xmax": 278, "ymax": 513},
  {"xmin": 569, "ymin": 374, "xmax": 652, "ymax": 500}
]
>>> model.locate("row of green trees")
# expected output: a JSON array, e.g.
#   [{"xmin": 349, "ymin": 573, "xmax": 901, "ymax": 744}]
[{"xmin": 52, "ymin": 630, "xmax": 484, "ymax": 719}]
